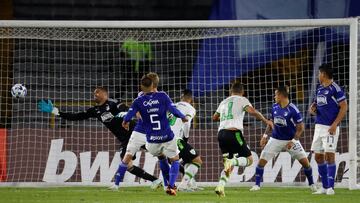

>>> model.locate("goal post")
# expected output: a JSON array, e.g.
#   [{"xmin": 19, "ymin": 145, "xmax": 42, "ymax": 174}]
[{"xmin": 0, "ymin": 18, "xmax": 358, "ymax": 189}]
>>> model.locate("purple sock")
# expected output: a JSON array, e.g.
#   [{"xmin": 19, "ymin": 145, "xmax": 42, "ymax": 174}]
[
  {"xmin": 304, "ymin": 167, "xmax": 314, "ymax": 185},
  {"xmin": 169, "ymin": 160, "xmax": 180, "ymax": 188},
  {"xmin": 115, "ymin": 162, "xmax": 128, "ymax": 186},
  {"xmin": 318, "ymin": 163, "xmax": 329, "ymax": 189},
  {"xmin": 159, "ymin": 158, "xmax": 170, "ymax": 186},
  {"xmin": 255, "ymin": 166, "xmax": 264, "ymax": 187},
  {"xmin": 327, "ymin": 163, "xmax": 336, "ymax": 188}
]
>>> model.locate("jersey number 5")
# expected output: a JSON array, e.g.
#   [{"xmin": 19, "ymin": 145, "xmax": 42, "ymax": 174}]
[{"xmin": 150, "ymin": 114, "xmax": 161, "ymax": 130}]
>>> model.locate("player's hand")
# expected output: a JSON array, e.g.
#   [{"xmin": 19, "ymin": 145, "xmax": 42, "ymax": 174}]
[
  {"xmin": 309, "ymin": 104, "xmax": 317, "ymax": 116},
  {"xmin": 260, "ymin": 137, "xmax": 268, "ymax": 148},
  {"xmin": 181, "ymin": 117, "xmax": 189, "ymax": 123},
  {"xmin": 38, "ymin": 99, "xmax": 59, "ymax": 115},
  {"xmin": 266, "ymin": 120, "xmax": 274, "ymax": 130},
  {"xmin": 122, "ymin": 121, "xmax": 130, "ymax": 131},
  {"xmin": 286, "ymin": 141, "xmax": 294, "ymax": 150},
  {"xmin": 328, "ymin": 123, "xmax": 337, "ymax": 135}
]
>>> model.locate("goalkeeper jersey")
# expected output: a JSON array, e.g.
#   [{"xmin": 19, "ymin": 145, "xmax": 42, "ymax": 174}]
[{"xmin": 59, "ymin": 99, "xmax": 135, "ymax": 143}]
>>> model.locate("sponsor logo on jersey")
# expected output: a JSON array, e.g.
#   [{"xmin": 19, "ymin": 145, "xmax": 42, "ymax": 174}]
[
  {"xmin": 100, "ymin": 112, "xmax": 114, "ymax": 122},
  {"xmin": 317, "ymin": 95, "xmax": 328, "ymax": 106},
  {"xmin": 274, "ymin": 116, "xmax": 287, "ymax": 127},
  {"xmin": 143, "ymin": 99, "xmax": 159, "ymax": 107}
]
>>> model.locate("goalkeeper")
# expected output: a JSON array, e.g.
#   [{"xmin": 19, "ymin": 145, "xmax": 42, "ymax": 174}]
[{"xmin": 37, "ymin": 87, "xmax": 162, "ymax": 189}]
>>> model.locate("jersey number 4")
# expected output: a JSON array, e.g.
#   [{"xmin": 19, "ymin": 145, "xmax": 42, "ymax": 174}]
[{"xmin": 150, "ymin": 114, "xmax": 161, "ymax": 130}]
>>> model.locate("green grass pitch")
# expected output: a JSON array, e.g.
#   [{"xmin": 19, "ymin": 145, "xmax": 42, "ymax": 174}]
[{"xmin": 1, "ymin": 187, "xmax": 360, "ymax": 203}]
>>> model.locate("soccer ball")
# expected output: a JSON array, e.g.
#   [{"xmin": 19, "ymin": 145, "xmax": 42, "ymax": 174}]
[{"xmin": 11, "ymin": 84, "xmax": 27, "ymax": 98}]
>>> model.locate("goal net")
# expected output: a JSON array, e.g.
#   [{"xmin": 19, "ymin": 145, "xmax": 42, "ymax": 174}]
[{"xmin": 0, "ymin": 19, "xmax": 358, "ymax": 188}]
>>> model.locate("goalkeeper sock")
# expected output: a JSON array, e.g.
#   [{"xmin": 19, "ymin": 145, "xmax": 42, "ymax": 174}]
[
  {"xmin": 218, "ymin": 170, "xmax": 228, "ymax": 187},
  {"xmin": 115, "ymin": 162, "xmax": 128, "ymax": 186},
  {"xmin": 304, "ymin": 166, "xmax": 314, "ymax": 185},
  {"xmin": 169, "ymin": 160, "xmax": 180, "ymax": 188},
  {"xmin": 255, "ymin": 166, "xmax": 264, "ymax": 187},
  {"xmin": 318, "ymin": 163, "xmax": 329, "ymax": 189},
  {"xmin": 159, "ymin": 158, "xmax": 170, "ymax": 186},
  {"xmin": 327, "ymin": 163, "xmax": 336, "ymax": 188},
  {"xmin": 183, "ymin": 163, "xmax": 200, "ymax": 183},
  {"xmin": 128, "ymin": 165, "xmax": 157, "ymax": 182},
  {"xmin": 232, "ymin": 157, "xmax": 249, "ymax": 167}
]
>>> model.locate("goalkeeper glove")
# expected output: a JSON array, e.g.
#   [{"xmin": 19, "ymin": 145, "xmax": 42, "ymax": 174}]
[{"xmin": 37, "ymin": 99, "xmax": 59, "ymax": 116}]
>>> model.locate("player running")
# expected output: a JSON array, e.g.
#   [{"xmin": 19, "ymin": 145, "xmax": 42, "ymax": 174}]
[
  {"xmin": 249, "ymin": 86, "xmax": 316, "ymax": 192},
  {"xmin": 168, "ymin": 89, "xmax": 203, "ymax": 192},
  {"xmin": 37, "ymin": 87, "xmax": 162, "ymax": 189},
  {"xmin": 213, "ymin": 82, "xmax": 273, "ymax": 197},
  {"xmin": 122, "ymin": 76, "xmax": 188, "ymax": 196},
  {"xmin": 309, "ymin": 64, "xmax": 347, "ymax": 195}
]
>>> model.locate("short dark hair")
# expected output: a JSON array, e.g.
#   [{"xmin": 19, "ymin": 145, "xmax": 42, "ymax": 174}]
[
  {"xmin": 276, "ymin": 85, "xmax": 289, "ymax": 98},
  {"xmin": 140, "ymin": 75, "xmax": 153, "ymax": 88},
  {"xmin": 319, "ymin": 63, "xmax": 333, "ymax": 79},
  {"xmin": 95, "ymin": 86, "xmax": 108, "ymax": 93},
  {"xmin": 181, "ymin": 89, "xmax": 192, "ymax": 99},
  {"xmin": 231, "ymin": 82, "xmax": 244, "ymax": 94}
]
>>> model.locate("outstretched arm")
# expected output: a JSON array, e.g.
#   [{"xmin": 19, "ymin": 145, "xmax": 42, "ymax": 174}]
[
  {"xmin": 38, "ymin": 99, "xmax": 93, "ymax": 121},
  {"xmin": 245, "ymin": 106, "xmax": 273, "ymax": 129}
]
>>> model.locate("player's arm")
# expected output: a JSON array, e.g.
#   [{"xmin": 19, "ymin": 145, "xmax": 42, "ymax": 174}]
[
  {"xmin": 38, "ymin": 99, "xmax": 93, "ymax": 121},
  {"xmin": 309, "ymin": 102, "xmax": 317, "ymax": 116},
  {"xmin": 122, "ymin": 101, "xmax": 139, "ymax": 130},
  {"xmin": 182, "ymin": 112, "xmax": 195, "ymax": 142},
  {"xmin": 245, "ymin": 105, "xmax": 273, "ymax": 129},
  {"xmin": 164, "ymin": 94, "xmax": 187, "ymax": 122},
  {"xmin": 260, "ymin": 123, "xmax": 272, "ymax": 148},
  {"xmin": 329, "ymin": 100, "xmax": 347, "ymax": 135},
  {"xmin": 212, "ymin": 112, "xmax": 220, "ymax": 121}
]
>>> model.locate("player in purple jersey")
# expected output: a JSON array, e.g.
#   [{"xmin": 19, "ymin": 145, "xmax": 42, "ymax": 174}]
[
  {"xmin": 121, "ymin": 76, "xmax": 188, "ymax": 196},
  {"xmin": 309, "ymin": 64, "xmax": 347, "ymax": 195},
  {"xmin": 250, "ymin": 86, "xmax": 316, "ymax": 192}
]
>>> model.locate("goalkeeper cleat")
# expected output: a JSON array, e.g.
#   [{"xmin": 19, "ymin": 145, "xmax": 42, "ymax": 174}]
[
  {"xmin": 224, "ymin": 158, "xmax": 232, "ymax": 176},
  {"xmin": 250, "ymin": 185, "xmax": 261, "ymax": 191},
  {"xmin": 150, "ymin": 179, "xmax": 163, "ymax": 190},
  {"xmin": 166, "ymin": 186, "xmax": 177, "ymax": 196},
  {"xmin": 215, "ymin": 185, "xmax": 225, "ymax": 197},
  {"xmin": 312, "ymin": 187, "xmax": 327, "ymax": 195},
  {"xmin": 310, "ymin": 184, "xmax": 318, "ymax": 192},
  {"xmin": 108, "ymin": 184, "xmax": 119, "ymax": 191},
  {"xmin": 326, "ymin": 188, "xmax": 335, "ymax": 195}
]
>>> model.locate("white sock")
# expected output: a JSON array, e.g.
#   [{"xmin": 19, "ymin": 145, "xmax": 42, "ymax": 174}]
[
  {"xmin": 232, "ymin": 157, "xmax": 248, "ymax": 167},
  {"xmin": 218, "ymin": 170, "xmax": 229, "ymax": 187},
  {"xmin": 183, "ymin": 163, "xmax": 200, "ymax": 183}
]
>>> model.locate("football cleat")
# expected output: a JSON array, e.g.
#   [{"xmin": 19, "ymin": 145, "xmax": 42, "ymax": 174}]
[
  {"xmin": 215, "ymin": 185, "xmax": 225, "ymax": 197},
  {"xmin": 166, "ymin": 186, "xmax": 177, "ymax": 196},
  {"xmin": 310, "ymin": 184, "xmax": 318, "ymax": 192},
  {"xmin": 250, "ymin": 185, "xmax": 261, "ymax": 191},
  {"xmin": 312, "ymin": 187, "xmax": 327, "ymax": 195},
  {"xmin": 326, "ymin": 188, "xmax": 335, "ymax": 195},
  {"xmin": 150, "ymin": 179, "xmax": 163, "ymax": 190},
  {"xmin": 108, "ymin": 184, "xmax": 119, "ymax": 191}
]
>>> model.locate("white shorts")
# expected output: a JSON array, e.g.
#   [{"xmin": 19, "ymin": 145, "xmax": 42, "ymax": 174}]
[
  {"xmin": 260, "ymin": 137, "xmax": 307, "ymax": 161},
  {"xmin": 126, "ymin": 131, "xmax": 147, "ymax": 156},
  {"xmin": 311, "ymin": 124, "xmax": 339, "ymax": 153},
  {"xmin": 145, "ymin": 138, "xmax": 179, "ymax": 158}
]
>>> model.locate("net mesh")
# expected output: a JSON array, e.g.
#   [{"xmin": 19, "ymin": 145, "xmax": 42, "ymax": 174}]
[{"xmin": 0, "ymin": 24, "xmax": 351, "ymax": 185}]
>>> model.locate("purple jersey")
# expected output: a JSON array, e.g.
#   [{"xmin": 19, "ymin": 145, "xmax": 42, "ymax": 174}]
[
  {"xmin": 314, "ymin": 82, "xmax": 346, "ymax": 126},
  {"xmin": 124, "ymin": 91, "xmax": 186, "ymax": 143},
  {"xmin": 133, "ymin": 91, "xmax": 146, "ymax": 134},
  {"xmin": 271, "ymin": 103, "xmax": 303, "ymax": 140}
]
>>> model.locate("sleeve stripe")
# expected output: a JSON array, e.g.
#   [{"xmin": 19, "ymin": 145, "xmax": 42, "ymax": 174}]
[
  {"xmin": 337, "ymin": 96, "xmax": 346, "ymax": 102},
  {"xmin": 289, "ymin": 103, "xmax": 300, "ymax": 113},
  {"xmin": 332, "ymin": 82, "xmax": 342, "ymax": 92}
]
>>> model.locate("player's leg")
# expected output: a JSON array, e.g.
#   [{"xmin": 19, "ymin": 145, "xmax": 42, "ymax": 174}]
[
  {"xmin": 158, "ymin": 155, "xmax": 170, "ymax": 187},
  {"xmin": 215, "ymin": 130, "xmax": 233, "ymax": 197},
  {"xmin": 322, "ymin": 126, "xmax": 339, "ymax": 195},
  {"xmin": 288, "ymin": 140, "xmax": 316, "ymax": 192},
  {"xmin": 163, "ymin": 138, "xmax": 181, "ymax": 196},
  {"xmin": 227, "ymin": 131, "xmax": 253, "ymax": 169},
  {"xmin": 250, "ymin": 137, "xmax": 283, "ymax": 191},
  {"xmin": 311, "ymin": 124, "xmax": 329, "ymax": 194},
  {"xmin": 177, "ymin": 139, "xmax": 202, "ymax": 191}
]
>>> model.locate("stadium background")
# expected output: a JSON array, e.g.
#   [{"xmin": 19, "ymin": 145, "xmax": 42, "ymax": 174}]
[{"xmin": 0, "ymin": 0, "xmax": 359, "ymax": 184}]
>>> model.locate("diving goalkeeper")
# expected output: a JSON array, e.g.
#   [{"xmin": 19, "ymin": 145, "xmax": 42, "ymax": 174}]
[{"xmin": 37, "ymin": 87, "xmax": 162, "ymax": 189}]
